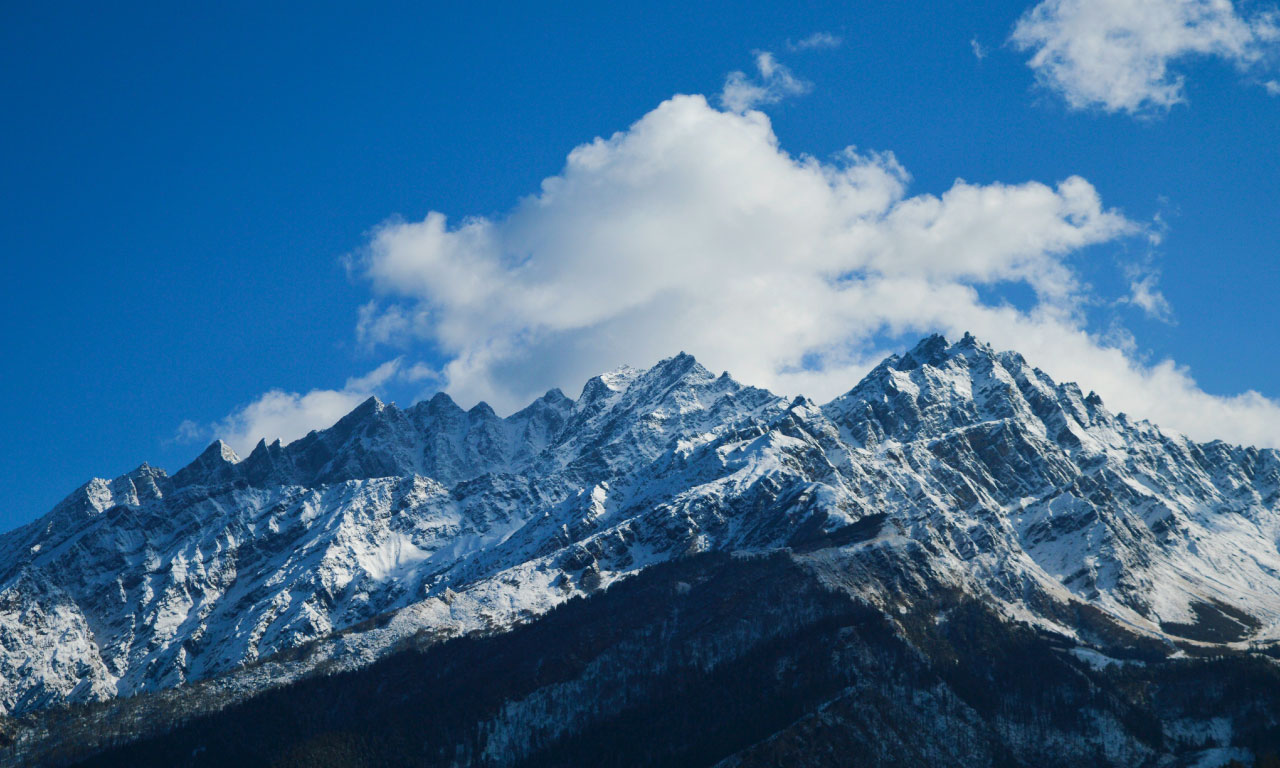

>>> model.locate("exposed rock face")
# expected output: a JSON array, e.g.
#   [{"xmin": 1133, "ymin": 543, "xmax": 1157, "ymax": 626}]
[{"xmin": 2, "ymin": 334, "xmax": 1279, "ymax": 721}]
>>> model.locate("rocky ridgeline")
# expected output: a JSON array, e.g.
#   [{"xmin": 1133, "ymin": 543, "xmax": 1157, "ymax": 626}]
[{"xmin": 2, "ymin": 334, "xmax": 1278, "ymax": 719}]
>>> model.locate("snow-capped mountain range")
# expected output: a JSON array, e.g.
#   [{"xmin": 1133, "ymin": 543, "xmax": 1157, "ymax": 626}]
[{"xmin": 4, "ymin": 333, "xmax": 1279, "ymax": 718}]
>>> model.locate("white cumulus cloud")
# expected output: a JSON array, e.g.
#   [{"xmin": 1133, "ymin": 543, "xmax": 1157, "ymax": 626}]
[
  {"xmin": 1012, "ymin": 0, "xmax": 1280, "ymax": 114},
  {"xmin": 355, "ymin": 93, "xmax": 1280, "ymax": 449}
]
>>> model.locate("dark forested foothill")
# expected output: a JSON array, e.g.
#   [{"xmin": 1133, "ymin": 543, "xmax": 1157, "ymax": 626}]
[{"xmin": 51, "ymin": 549, "xmax": 1280, "ymax": 768}]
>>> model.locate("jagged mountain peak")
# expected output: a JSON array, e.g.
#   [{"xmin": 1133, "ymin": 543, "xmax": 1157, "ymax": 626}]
[
  {"xmin": 611, "ymin": 352, "xmax": 748, "ymax": 411},
  {"xmin": 648, "ymin": 350, "xmax": 705, "ymax": 377},
  {"xmin": 894, "ymin": 331, "xmax": 952, "ymax": 369},
  {"xmin": 871, "ymin": 331, "xmax": 1004, "ymax": 375},
  {"xmin": 575, "ymin": 352, "xmax": 721, "ymax": 402},
  {"xmin": 823, "ymin": 331, "xmax": 1113, "ymax": 448},
  {"xmin": 467, "ymin": 401, "xmax": 498, "ymax": 419},
  {"xmin": 198, "ymin": 438, "xmax": 241, "ymax": 464},
  {"xmin": 419, "ymin": 390, "xmax": 462, "ymax": 413},
  {"xmin": 579, "ymin": 365, "xmax": 641, "ymax": 403},
  {"xmin": 333, "ymin": 394, "xmax": 391, "ymax": 428},
  {"xmin": 507, "ymin": 387, "xmax": 575, "ymax": 422},
  {"xmin": 165, "ymin": 439, "xmax": 238, "ymax": 489},
  {"xmin": 246, "ymin": 436, "xmax": 286, "ymax": 458},
  {"xmin": 539, "ymin": 386, "xmax": 571, "ymax": 404}
]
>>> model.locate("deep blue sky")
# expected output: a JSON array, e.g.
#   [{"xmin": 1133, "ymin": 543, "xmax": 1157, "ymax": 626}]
[{"xmin": 3, "ymin": 0, "xmax": 1278, "ymax": 530}]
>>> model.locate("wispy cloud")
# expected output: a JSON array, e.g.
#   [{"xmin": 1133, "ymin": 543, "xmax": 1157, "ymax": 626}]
[
  {"xmin": 1012, "ymin": 0, "xmax": 1280, "ymax": 114},
  {"xmin": 169, "ymin": 419, "xmax": 206, "ymax": 446},
  {"xmin": 719, "ymin": 51, "xmax": 811, "ymax": 112},
  {"xmin": 787, "ymin": 32, "xmax": 842, "ymax": 51},
  {"xmin": 1121, "ymin": 262, "xmax": 1176, "ymax": 323},
  {"xmin": 1128, "ymin": 275, "xmax": 1174, "ymax": 321},
  {"xmin": 971, "ymin": 38, "xmax": 988, "ymax": 60}
]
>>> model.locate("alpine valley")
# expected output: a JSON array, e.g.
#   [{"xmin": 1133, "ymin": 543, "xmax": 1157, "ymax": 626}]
[{"xmin": 5, "ymin": 334, "xmax": 1280, "ymax": 767}]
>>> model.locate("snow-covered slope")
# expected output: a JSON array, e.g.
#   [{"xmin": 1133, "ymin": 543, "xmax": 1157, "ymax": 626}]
[{"xmin": 3, "ymin": 335, "xmax": 1279, "ymax": 717}]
